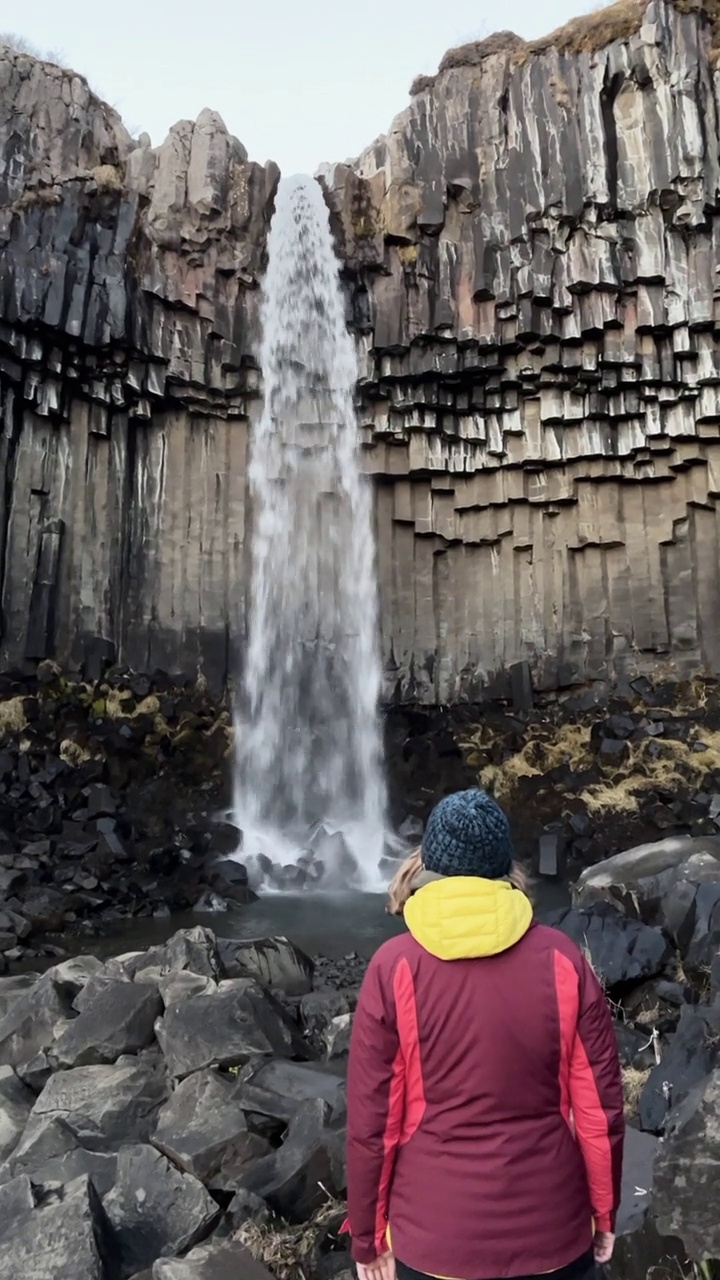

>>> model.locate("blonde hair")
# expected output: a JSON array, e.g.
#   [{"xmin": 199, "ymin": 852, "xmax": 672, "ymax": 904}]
[{"xmin": 386, "ymin": 848, "xmax": 533, "ymax": 917}]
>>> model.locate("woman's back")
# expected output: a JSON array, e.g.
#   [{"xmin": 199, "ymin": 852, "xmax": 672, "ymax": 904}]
[{"xmin": 345, "ymin": 792, "xmax": 623, "ymax": 1280}]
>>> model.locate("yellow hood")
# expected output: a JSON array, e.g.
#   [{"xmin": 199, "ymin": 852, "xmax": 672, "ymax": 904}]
[{"xmin": 403, "ymin": 876, "xmax": 533, "ymax": 960}]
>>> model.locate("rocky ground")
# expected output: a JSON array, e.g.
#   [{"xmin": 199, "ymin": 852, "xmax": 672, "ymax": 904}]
[{"xmin": 0, "ymin": 835, "xmax": 718, "ymax": 1279}]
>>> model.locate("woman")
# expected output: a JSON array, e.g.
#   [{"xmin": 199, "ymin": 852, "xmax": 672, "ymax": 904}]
[{"xmin": 345, "ymin": 788, "xmax": 623, "ymax": 1280}]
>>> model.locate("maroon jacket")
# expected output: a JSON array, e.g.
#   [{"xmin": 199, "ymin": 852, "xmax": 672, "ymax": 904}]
[{"xmin": 345, "ymin": 877, "xmax": 624, "ymax": 1279}]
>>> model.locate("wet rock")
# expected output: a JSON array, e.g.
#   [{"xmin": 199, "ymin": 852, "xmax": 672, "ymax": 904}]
[
  {"xmin": 0, "ymin": 972, "xmax": 73, "ymax": 1068},
  {"xmin": 548, "ymin": 902, "xmax": 673, "ymax": 989},
  {"xmin": 122, "ymin": 928, "xmax": 222, "ymax": 984},
  {"xmin": 0, "ymin": 973, "xmax": 41, "ymax": 1021},
  {"xmin": 0, "ymin": 1173, "xmax": 114, "ymax": 1280},
  {"xmin": 235, "ymin": 1059, "xmax": 346, "ymax": 1124},
  {"xmin": 217, "ymin": 937, "xmax": 314, "ymax": 996},
  {"xmin": 0, "ymin": 1064, "xmax": 35, "ymax": 1161},
  {"xmin": 103, "ymin": 1143, "xmax": 220, "ymax": 1274},
  {"xmin": 152, "ymin": 1238, "xmax": 277, "ymax": 1280},
  {"xmin": 157, "ymin": 972, "xmax": 218, "ymax": 1007},
  {"xmin": 152, "ymin": 1068, "xmax": 269, "ymax": 1189},
  {"xmin": 19, "ymin": 1056, "xmax": 168, "ymax": 1152},
  {"xmin": 52, "ymin": 981, "xmax": 162, "ymax": 1068},
  {"xmin": 235, "ymin": 1098, "xmax": 343, "ymax": 1222},
  {"xmin": 638, "ymin": 1005, "xmax": 720, "ymax": 1134},
  {"xmin": 155, "ymin": 980, "xmax": 307, "ymax": 1079},
  {"xmin": 653, "ymin": 1068, "xmax": 720, "ymax": 1259}
]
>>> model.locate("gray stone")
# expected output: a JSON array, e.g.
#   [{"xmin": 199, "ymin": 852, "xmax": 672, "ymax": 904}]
[
  {"xmin": 152, "ymin": 1068, "xmax": 270, "ymax": 1188},
  {"xmin": 235, "ymin": 1098, "xmax": 343, "ymax": 1221},
  {"xmin": 19, "ymin": 1057, "xmax": 168, "ymax": 1152},
  {"xmin": 0, "ymin": 1173, "xmax": 113, "ymax": 1279},
  {"xmin": 638, "ymin": 1005, "xmax": 720, "ymax": 1134},
  {"xmin": 299, "ymin": 991, "xmax": 354, "ymax": 1044},
  {"xmin": 103, "ymin": 1144, "xmax": 220, "ymax": 1274},
  {"xmin": 0, "ymin": 972, "xmax": 73, "ymax": 1068},
  {"xmin": 157, "ymin": 973, "xmax": 218, "ymax": 1008},
  {"xmin": 123, "ymin": 929, "xmax": 223, "ymax": 984},
  {"xmin": 605, "ymin": 1127, "xmax": 686, "ymax": 1280},
  {"xmin": 0, "ymin": 1064, "xmax": 35, "ymax": 1162},
  {"xmin": 0, "ymin": 974, "xmax": 41, "ymax": 1022},
  {"xmin": 653, "ymin": 1068, "xmax": 720, "ymax": 1259},
  {"xmin": 156, "ymin": 980, "xmax": 306, "ymax": 1079},
  {"xmin": 52, "ymin": 980, "xmax": 162, "ymax": 1067},
  {"xmin": 235, "ymin": 1059, "xmax": 346, "ymax": 1123},
  {"xmin": 548, "ymin": 902, "xmax": 673, "ymax": 989},
  {"xmin": 324, "ymin": 1013, "xmax": 352, "ymax": 1061},
  {"xmin": 217, "ymin": 937, "xmax": 314, "ymax": 995},
  {"xmin": 0, "ymin": 1173, "xmax": 34, "ymax": 1223},
  {"xmin": 152, "ymin": 1238, "xmax": 277, "ymax": 1280}
]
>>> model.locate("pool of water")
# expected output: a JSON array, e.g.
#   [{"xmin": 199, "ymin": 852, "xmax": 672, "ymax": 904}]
[{"xmin": 48, "ymin": 877, "xmax": 571, "ymax": 965}]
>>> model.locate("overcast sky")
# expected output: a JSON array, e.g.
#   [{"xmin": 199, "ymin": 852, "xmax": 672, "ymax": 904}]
[{"xmin": 13, "ymin": 0, "xmax": 591, "ymax": 173}]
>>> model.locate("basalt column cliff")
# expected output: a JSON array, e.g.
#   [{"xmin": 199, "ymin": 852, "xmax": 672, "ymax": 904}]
[{"xmin": 3, "ymin": 0, "xmax": 720, "ymax": 701}]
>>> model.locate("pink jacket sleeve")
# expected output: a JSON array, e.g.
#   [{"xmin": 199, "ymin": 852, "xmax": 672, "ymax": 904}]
[
  {"xmin": 345, "ymin": 953, "xmax": 401, "ymax": 1264},
  {"xmin": 569, "ymin": 958, "xmax": 624, "ymax": 1232}
]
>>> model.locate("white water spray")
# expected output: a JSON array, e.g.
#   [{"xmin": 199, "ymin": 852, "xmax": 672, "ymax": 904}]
[{"xmin": 233, "ymin": 175, "xmax": 388, "ymax": 891}]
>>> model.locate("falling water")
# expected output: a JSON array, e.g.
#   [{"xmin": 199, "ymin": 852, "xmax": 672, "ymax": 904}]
[{"xmin": 232, "ymin": 175, "xmax": 388, "ymax": 891}]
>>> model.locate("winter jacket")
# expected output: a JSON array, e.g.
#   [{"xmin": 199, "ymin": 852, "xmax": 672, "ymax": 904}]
[{"xmin": 345, "ymin": 877, "xmax": 624, "ymax": 1280}]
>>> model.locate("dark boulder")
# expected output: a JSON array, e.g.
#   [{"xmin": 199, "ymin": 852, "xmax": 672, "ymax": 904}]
[
  {"xmin": 0, "ymin": 1064, "xmax": 35, "ymax": 1162},
  {"xmin": 605, "ymin": 1127, "xmax": 686, "ymax": 1280},
  {"xmin": 152, "ymin": 1068, "xmax": 269, "ymax": 1189},
  {"xmin": 653, "ymin": 1068, "xmax": 720, "ymax": 1259},
  {"xmin": 235, "ymin": 1058, "xmax": 346, "ymax": 1124},
  {"xmin": 103, "ymin": 1143, "xmax": 220, "ymax": 1274},
  {"xmin": 122, "ymin": 928, "xmax": 222, "ymax": 984},
  {"xmin": 0, "ymin": 1173, "xmax": 115, "ymax": 1280},
  {"xmin": 155, "ymin": 980, "xmax": 307, "ymax": 1079},
  {"xmin": 217, "ymin": 937, "xmax": 314, "ymax": 996},
  {"xmin": 52, "ymin": 981, "xmax": 162, "ymax": 1068},
  {"xmin": 153, "ymin": 1238, "xmax": 278, "ymax": 1280},
  {"xmin": 234, "ymin": 1098, "xmax": 344, "ymax": 1222},
  {"xmin": 548, "ymin": 902, "xmax": 673, "ymax": 988},
  {"xmin": 0, "ymin": 972, "xmax": 74, "ymax": 1068},
  {"xmin": 18, "ymin": 1056, "xmax": 168, "ymax": 1153},
  {"xmin": 638, "ymin": 1005, "xmax": 720, "ymax": 1133}
]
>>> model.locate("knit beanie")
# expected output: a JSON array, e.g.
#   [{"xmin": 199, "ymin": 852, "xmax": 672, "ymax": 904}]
[{"xmin": 422, "ymin": 787, "xmax": 514, "ymax": 879}]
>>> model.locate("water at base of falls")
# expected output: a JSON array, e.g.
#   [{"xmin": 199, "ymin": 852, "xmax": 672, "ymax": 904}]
[{"xmin": 232, "ymin": 174, "xmax": 392, "ymax": 894}]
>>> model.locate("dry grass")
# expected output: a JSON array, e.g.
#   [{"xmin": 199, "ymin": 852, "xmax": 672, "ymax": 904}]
[
  {"xmin": 92, "ymin": 164, "xmax": 123, "ymax": 194},
  {"xmin": 411, "ymin": 0, "xmax": 720, "ymax": 98},
  {"xmin": 470, "ymin": 722, "xmax": 593, "ymax": 805},
  {"xmin": 236, "ymin": 1199, "xmax": 345, "ymax": 1280},
  {"xmin": 622, "ymin": 1064, "xmax": 651, "ymax": 1117},
  {"xmin": 0, "ymin": 697, "xmax": 28, "ymax": 737}
]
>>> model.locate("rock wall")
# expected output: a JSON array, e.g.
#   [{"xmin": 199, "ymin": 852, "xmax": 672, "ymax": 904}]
[
  {"xmin": 3, "ymin": 2, "xmax": 720, "ymax": 700},
  {"xmin": 0, "ymin": 48, "xmax": 277, "ymax": 685},
  {"xmin": 322, "ymin": 0, "xmax": 720, "ymax": 700}
]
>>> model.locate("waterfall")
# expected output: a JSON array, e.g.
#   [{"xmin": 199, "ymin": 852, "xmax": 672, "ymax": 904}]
[{"xmin": 232, "ymin": 174, "xmax": 388, "ymax": 891}]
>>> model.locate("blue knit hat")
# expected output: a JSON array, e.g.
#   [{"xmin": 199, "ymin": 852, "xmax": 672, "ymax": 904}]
[{"xmin": 422, "ymin": 788, "xmax": 514, "ymax": 879}]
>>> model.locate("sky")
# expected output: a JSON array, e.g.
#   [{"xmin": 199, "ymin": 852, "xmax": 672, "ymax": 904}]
[{"xmin": 11, "ymin": 0, "xmax": 593, "ymax": 174}]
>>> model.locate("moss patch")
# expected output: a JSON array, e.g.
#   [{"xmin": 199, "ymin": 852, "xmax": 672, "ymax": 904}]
[
  {"xmin": 622, "ymin": 1064, "xmax": 651, "ymax": 1117},
  {"xmin": 0, "ymin": 697, "xmax": 27, "ymax": 736}
]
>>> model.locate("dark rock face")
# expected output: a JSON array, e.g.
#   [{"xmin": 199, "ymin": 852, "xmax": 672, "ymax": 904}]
[
  {"xmin": 52, "ymin": 980, "xmax": 162, "ymax": 1068},
  {"xmin": 152, "ymin": 1069, "xmax": 270, "ymax": 1189},
  {"xmin": 155, "ymin": 980, "xmax": 307, "ymax": 1078},
  {"xmin": 653, "ymin": 1068, "xmax": 720, "ymax": 1261},
  {"xmin": 638, "ymin": 1004, "xmax": 720, "ymax": 1134},
  {"xmin": 548, "ymin": 902, "xmax": 673, "ymax": 989},
  {"xmin": 0, "ymin": 1173, "xmax": 115, "ymax": 1280},
  {"xmin": 103, "ymin": 1144, "xmax": 220, "ymax": 1274},
  {"xmin": 4, "ymin": 3, "xmax": 720, "ymax": 700}
]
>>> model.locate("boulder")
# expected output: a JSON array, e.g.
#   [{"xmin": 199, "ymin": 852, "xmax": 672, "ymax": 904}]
[
  {"xmin": 605, "ymin": 1127, "xmax": 686, "ymax": 1280},
  {"xmin": 52, "ymin": 980, "xmax": 162, "ymax": 1068},
  {"xmin": 156, "ymin": 980, "xmax": 307, "ymax": 1079},
  {"xmin": 324, "ymin": 1014, "xmax": 352, "ymax": 1060},
  {"xmin": 121, "ymin": 929, "xmax": 222, "ymax": 984},
  {"xmin": 573, "ymin": 837, "xmax": 720, "ymax": 968},
  {"xmin": 218, "ymin": 937, "xmax": 314, "ymax": 996},
  {"xmin": 235, "ymin": 1059, "xmax": 346, "ymax": 1124},
  {"xmin": 157, "ymin": 973, "xmax": 218, "ymax": 1008},
  {"xmin": 0, "ymin": 972, "xmax": 73, "ymax": 1067},
  {"xmin": 548, "ymin": 902, "xmax": 673, "ymax": 988},
  {"xmin": 653, "ymin": 1068, "xmax": 720, "ymax": 1259},
  {"xmin": 152, "ymin": 1238, "xmax": 277, "ymax": 1280},
  {"xmin": 299, "ymin": 991, "xmax": 354, "ymax": 1044},
  {"xmin": 235, "ymin": 1098, "xmax": 343, "ymax": 1221},
  {"xmin": 10, "ymin": 1131, "xmax": 119, "ymax": 1197},
  {"xmin": 18, "ymin": 1056, "xmax": 168, "ymax": 1153},
  {"xmin": 103, "ymin": 1144, "xmax": 220, "ymax": 1274},
  {"xmin": 152, "ymin": 1068, "xmax": 269, "ymax": 1189},
  {"xmin": 0, "ymin": 1064, "xmax": 35, "ymax": 1161},
  {"xmin": 0, "ymin": 1172, "xmax": 34, "ymax": 1220},
  {"xmin": 0, "ymin": 1173, "xmax": 114, "ymax": 1280},
  {"xmin": 0, "ymin": 974, "xmax": 41, "ymax": 1021},
  {"xmin": 638, "ymin": 1004, "xmax": 720, "ymax": 1133}
]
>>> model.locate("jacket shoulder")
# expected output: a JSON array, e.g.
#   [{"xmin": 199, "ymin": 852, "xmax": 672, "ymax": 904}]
[
  {"xmin": 528, "ymin": 920, "xmax": 586, "ymax": 971},
  {"xmin": 366, "ymin": 931, "xmax": 417, "ymax": 977}
]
